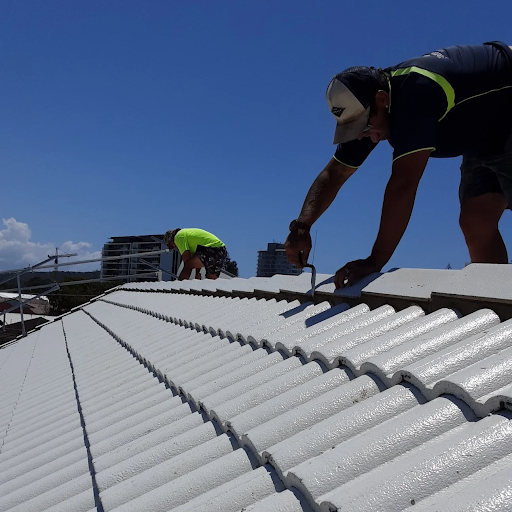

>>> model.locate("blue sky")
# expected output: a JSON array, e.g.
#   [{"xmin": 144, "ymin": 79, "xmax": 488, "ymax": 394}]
[{"xmin": 1, "ymin": 0, "xmax": 511, "ymax": 276}]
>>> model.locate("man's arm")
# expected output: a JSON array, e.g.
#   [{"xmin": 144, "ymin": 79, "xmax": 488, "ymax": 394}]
[
  {"xmin": 335, "ymin": 149, "xmax": 431, "ymax": 288},
  {"xmin": 285, "ymin": 158, "xmax": 357, "ymax": 267},
  {"xmin": 178, "ymin": 250, "xmax": 193, "ymax": 281}
]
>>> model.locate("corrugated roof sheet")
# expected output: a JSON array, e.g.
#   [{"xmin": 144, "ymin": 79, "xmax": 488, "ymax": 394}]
[{"xmin": 2, "ymin": 264, "xmax": 512, "ymax": 511}]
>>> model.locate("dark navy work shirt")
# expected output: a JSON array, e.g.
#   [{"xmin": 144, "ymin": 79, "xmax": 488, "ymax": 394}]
[{"xmin": 334, "ymin": 41, "xmax": 512, "ymax": 167}]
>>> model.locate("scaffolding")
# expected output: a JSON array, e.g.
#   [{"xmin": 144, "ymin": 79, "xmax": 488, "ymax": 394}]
[{"xmin": 0, "ymin": 247, "xmax": 176, "ymax": 338}]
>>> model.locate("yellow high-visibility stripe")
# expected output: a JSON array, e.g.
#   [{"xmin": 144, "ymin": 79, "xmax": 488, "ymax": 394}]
[
  {"xmin": 391, "ymin": 66, "xmax": 455, "ymax": 120},
  {"xmin": 333, "ymin": 155, "xmax": 359, "ymax": 168},
  {"xmin": 392, "ymin": 147, "xmax": 435, "ymax": 163},
  {"xmin": 455, "ymin": 85, "xmax": 512, "ymax": 106}
]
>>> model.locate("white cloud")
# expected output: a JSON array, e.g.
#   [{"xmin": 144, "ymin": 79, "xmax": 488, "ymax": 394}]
[{"xmin": 0, "ymin": 217, "xmax": 101, "ymax": 271}]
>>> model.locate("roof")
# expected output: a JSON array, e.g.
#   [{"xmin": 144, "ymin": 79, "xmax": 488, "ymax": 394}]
[
  {"xmin": 1, "ymin": 263, "xmax": 512, "ymax": 511},
  {"xmin": 0, "ymin": 312, "xmax": 53, "ymax": 325},
  {"xmin": 0, "ymin": 292, "xmax": 48, "ymax": 302}
]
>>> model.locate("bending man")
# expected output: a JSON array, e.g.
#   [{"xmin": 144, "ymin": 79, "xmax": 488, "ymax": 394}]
[
  {"xmin": 286, "ymin": 41, "xmax": 512, "ymax": 288},
  {"xmin": 164, "ymin": 228, "xmax": 227, "ymax": 281}
]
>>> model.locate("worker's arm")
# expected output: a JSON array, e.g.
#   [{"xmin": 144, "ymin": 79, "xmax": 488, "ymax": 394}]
[
  {"xmin": 335, "ymin": 149, "xmax": 431, "ymax": 289},
  {"xmin": 178, "ymin": 250, "xmax": 193, "ymax": 280},
  {"xmin": 285, "ymin": 158, "xmax": 357, "ymax": 267}
]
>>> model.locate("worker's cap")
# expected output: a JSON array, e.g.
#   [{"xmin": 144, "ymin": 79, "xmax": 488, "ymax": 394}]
[
  {"xmin": 326, "ymin": 66, "xmax": 382, "ymax": 144},
  {"xmin": 163, "ymin": 228, "xmax": 181, "ymax": 246}
]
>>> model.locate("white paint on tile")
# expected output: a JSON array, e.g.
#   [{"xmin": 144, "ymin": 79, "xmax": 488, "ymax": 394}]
[
  {"xmin": 310, "ymin": 306, "xmax": 425, "ymax": 368},
  {"xmin": 100, "ymin": 433, "xmax": 236, "ymax": 509},
  {"xmin": 108, "ymin": 448, "xmax": 256, "ymax": 512},
  {"xmin": 229, "ymin": 368, "xmax": 352, "ymax": 438},
  {"xmin": 272, "ymin": 303, "xmax": 376, "ymax": 355},
  {"xmin": 243, "ymin": 375, "xmax": 387, "ymax": 460},
  {"xmin": 286, "ymin": 396, "xmax": 476, "ymax": 502},
  {"xmin": 290, "ymin": 305, "xmax": 395, "ymax": 360}
]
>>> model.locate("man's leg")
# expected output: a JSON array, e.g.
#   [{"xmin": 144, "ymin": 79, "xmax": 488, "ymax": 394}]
[
  {"xmin": 196, "ymin": 245, "xmax": 226, "ymax": 280},
  {"xmin": 179, "ymin": 255, "xmax": 205, "ymax": 280},
  {"xmin": 206, "ymin": 246, "xmax": 227, "ymax": 280},
  {"xmin": 459, "ymin": 193, "xmax": 508, "ymax": 263}
]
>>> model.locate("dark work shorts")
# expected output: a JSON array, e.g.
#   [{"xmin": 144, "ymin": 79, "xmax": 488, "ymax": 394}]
[
  {"xmin": 460, "ymin": 131, "xmax": 512, "ymax": 209},
  {"xmin": 195, "ymin": 245, "xmax": 227, "ymax": 277}
]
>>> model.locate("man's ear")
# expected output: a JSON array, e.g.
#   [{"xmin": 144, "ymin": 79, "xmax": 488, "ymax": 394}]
[{"xmin": 375, "ymin": 90, "xmax": 389, "ymax": 108}]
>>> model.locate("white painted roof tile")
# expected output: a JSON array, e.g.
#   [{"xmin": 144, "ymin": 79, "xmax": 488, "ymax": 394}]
[
  {"xmin": 93, "ymin": 413, "xmax": 211, "ymax": 477},
  {"xmin": 309, "ymin": 305, "xmax": 425, "ymax": 368},
  {"xmin": 89, "ymin": 404, "xmax": 201, "ymax": 457},
  {"xmin": 401, "ymin": 450, "xmax": 512, "ymax": 512},
  {"xmin": 246, "ymin": 301, "xmax": 333, "ymax": 347},
  {"xmin": 285, "ymin": 396, "xmax": 476, "ymax": 503},
  {"xmin": 110, "ymin": 448, "xmax": 257, "ymax": 512},
  {"xmin": 244, "ymin": 375, "xmax": 389, "ymax": 462},
  {"xmin": 339, "ymin": 308, "xmax": 459, "ymax": 373},
  {"xmin": 361, "ymin": 308, "xmax": 501, "ymax": 385},
  {"xmin": 269, "ymin": 272, "xmax": 332, "ymax": 295},
  {"xmin": 3, "ymin": 266, "xmax": 512, "ymax": 511},
  {"xmin": 210, "ymin": 361, "xmax": 324, "ymax": 426},
  {"xmin": 169, "ymin": 465, "xmax": 284, "ymax": 512},
  {"xmin": 272, "ymin": 303, "xmax": 376, "ymax": 354},
  {"xmin": 0, "ymin": 451, "xmax": 90, "ymax": 511},
  {"xmin": 177, "ymin": 347, "xmax": 267, "ymax": 399},
  {"xmin": 318, "ymin": 410, "xmax": 512, "ymax": 512},
  {"xmin": 197, "ymin": 352, "xmax": 292, "ymax": 410},
  {"xmin": 242, "ymin": 489, "xmax": 315, "ymax": 512},
  {"xmin": 434, "ymin": 263, "xmax": 512, "ymax": 302},
  {"xmin": 40, "ymin": 487, "xmax": 96, "ymax": 512},
  {"xmin": 362, "ymin": 267, "xmax": 461, "ymax": 299},
  {"xmin": 228, "ymin": 367, "xmax": 352, "ymax": 437},
  {"xmin": 100, "ymin": 433, "xmax": 237, "ymax": 510},
  {"xmin": 3, "ymin": 473, "xmax": 94, "ymax": 512},
  {"xmin": 260, "ymin": 383, "xmax": 424, "ymax": 476}
]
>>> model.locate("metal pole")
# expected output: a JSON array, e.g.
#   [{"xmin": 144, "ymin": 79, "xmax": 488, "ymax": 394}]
[
  {"xmin": 139, "ymin": 259, "xmax": 178, "ymax": 279},
  {"xmin": 0, "ymin": 249, "xmax": 168, "ymax": 275},
  {"xmin": 0, "ymin": 253, "xmax": 77, "ymax": 287},
  {"xmin": 0, "ymin": 272, "xmax": 160, "ymax": 293},
  {"xmin": 17, "ymin": 273, "xmax": 25, "ymax": 337}
]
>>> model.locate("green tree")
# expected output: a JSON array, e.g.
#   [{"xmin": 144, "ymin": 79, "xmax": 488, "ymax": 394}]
[
  {"xmin": 25, "ymin": 276, "xmax": 53, "ymax": 289},
  {"xmin": 48, "ymin": 279, "xmax": 123, "ymax": 315},
  {"xmin": 222, "ymin": 253, "xmax": 239, "ymax": 277}
]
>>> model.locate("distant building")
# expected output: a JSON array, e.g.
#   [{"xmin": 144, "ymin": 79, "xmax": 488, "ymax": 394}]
[
  {"xmin": 101, "ymin": 234, "xmax": 181, "ymax": 283},
  {"xmin": 256, "ymin": 242, "xmax": 302, "ymax": 278}
]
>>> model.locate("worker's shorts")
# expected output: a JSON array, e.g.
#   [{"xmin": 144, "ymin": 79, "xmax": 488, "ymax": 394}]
[
  {"xmin": 195, "ymin": 245, "xmax": 227, "ymax": 277},
  {"xmin": 460, "ymin": 132, "xmax": 512, "ymax": 209}
]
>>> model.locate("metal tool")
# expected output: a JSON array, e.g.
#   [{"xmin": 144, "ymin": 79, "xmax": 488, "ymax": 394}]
[{"xmin": 299, "ymin": 251, "xmax": 316, "ymax": 296}]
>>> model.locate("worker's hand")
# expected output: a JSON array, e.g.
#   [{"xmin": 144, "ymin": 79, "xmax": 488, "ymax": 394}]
[
  {"xmin": 285, "ymin": 229, "xmax": 312, "ymax": 268},
  {"xmin": 334, "ymin": 256, "xmax": 381, "ymax": 289}
]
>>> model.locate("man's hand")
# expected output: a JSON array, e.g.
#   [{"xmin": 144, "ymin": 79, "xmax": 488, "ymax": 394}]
[
  {"xmin": 334, "ymin": 149, "xmax": 431, "ymax": 289},
  {"xmin": 285, "ymin": 228, "xmax": 312, "ymax": 268},
  {"xmin": 285, "ymin": 159, "xmax": 356, "ymax": 268},
  {"xmin": 334, "ymin": 256, "xmax": 381, "ymax": 289}
]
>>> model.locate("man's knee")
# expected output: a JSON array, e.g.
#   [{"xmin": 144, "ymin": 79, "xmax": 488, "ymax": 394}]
[{"xmin": 459, "ymin": 193, "xmax": 507, "ymax": 238}]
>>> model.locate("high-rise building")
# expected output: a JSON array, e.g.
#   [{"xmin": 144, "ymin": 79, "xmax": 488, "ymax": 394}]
[
  {"xmin": 100, "ymin": 234, "xmax": 180, "ymax": 282},
  {"xmin": 256, "ymin": 242, "xmax": 302, "ymax": 278}
]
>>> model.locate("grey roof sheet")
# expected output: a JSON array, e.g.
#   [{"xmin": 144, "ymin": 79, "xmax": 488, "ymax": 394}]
[{"xmin": 2, "ymin": 265, "xmax": 512, "ymax": 511}]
